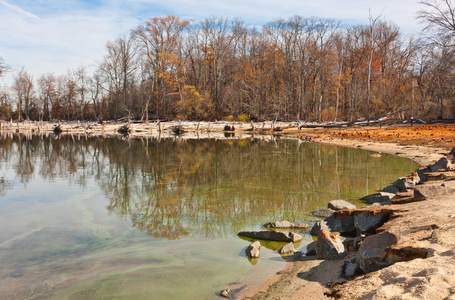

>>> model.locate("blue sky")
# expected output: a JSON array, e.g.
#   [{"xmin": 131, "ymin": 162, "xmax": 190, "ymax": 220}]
[{"xmin": 0, "ymin": 0, "xmax": 425, "ymax": 85}]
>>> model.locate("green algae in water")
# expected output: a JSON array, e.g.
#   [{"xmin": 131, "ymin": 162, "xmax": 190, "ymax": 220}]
[{"xmin": 0, "ymin": 135, "xmax": 419, "ymax": 299}]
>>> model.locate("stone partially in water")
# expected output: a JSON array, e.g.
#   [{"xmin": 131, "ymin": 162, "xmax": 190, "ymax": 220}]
[
  {"xmin": 238, "ymin": 230, "xmax": 302, "ymax": 242},
  {"xmin": 220, "ymin": 288, "xmax": 231, "ymax": 298},
  {"xmin": 382, "ymin": 185, "xmax": 400, "ymax": 194},
  {"xmin": 245, "ymin": 241, "xmax": 261, "ymax": 258},
  {"xmin": 328, "ymin": 200, "xmax": 356, "ymax": 211},
  {"xmin": 316, "ymin": 230, "xmax": 346, "ymax": 260},
  {"xmin": 263, "ymin": 220, "xmax": 309, "ymax": 230},
  {"xmin": 312, "ymin": 208, "xmax": 335, "ymax": 218},
  {"xmin": 278, "ymin": 242, "xmax": 295, "ymax": 255},
  {"xmin": 361, "ymin": 192, "xmax": 395, "ymax": 204}
]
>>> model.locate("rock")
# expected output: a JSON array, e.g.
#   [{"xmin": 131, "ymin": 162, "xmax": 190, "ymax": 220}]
[
  {"xmin": 312, "ymin": 208, "xmax": 335, "ymax": 218},
  {"xmin": 431, "ymin": 157, "xmax": 452, "ymax": 172},
  {"xmin": 220, "ymin": 288, "xmax": 231, "ymax": 298},
  {"xmin": 344, "ymin": 261, "xmax": 362, "ymax": 277},
  {"xmin": 263, "ymin": 220, "xmax": 309, "ymax": 230},
  {"xmin": 357, "ymin": 231, "xmax": 398, "ymax": 273},
  {"xmin": 382, "ymin": 185, "xmax": 399, "ymax": 194},
  {"xmin": 245, "ymin": 241, "xmax": 261, "ymax": 258},
  {"xmin": 424, "ymin": 171, "xmax": 455, "ymax": 181},
  {"xmin": 238, "ymin": 230, "xmax": 302, "ymax": 242},
  {"xmin": 392, "ymin": 178, "xmax": 417, "ymax": 191},
  {"xmin": 328, "ymin": 200, "xmax": 356, "ymax": 211},
  {"xmin": 279, "ymin": 242, "xmax": 295, "ymax": 255},
  {"xmin": 415, "ymin": 168, "xmax": 428, "ymax": 183},
  {"xmin": 414, "ymin": 184, "xmax": 455, "ymax": 200},
  {"xmin": 310, "ymin": 214, "xmax": 356, "ymax": 236},
  {"xmin": 392, "ymin": 178, "xmax": 407, "ymax": 191},
  {"xmin": 316, "ymin": 230, "xmax": 346, "ymax": 260},
  {"xmin": 423, "ymin": 172, "xmax": 445, "ymax": 181},
  {"xmin": 353, "ymin": 236, "xmax": 364, "ymax": 249},
  {"xmin": 306, "ymin": 241, "xmax": 316, "ymax": 256},
  {"xmin": 354, "ymin": 212, "xmax": 387, "ymax": 235},
  {"xmin": 361, "ymin": 192, "xmax": 395, "ymax": 204}
]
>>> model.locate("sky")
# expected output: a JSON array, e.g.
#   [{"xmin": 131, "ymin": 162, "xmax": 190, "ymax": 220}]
[{"xmin": 0, "ymin": 0, "xmax": 426, "ymax": 86}]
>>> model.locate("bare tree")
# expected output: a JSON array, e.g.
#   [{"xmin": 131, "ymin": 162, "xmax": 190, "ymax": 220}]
[
  {"xmin": 0, "ymin": 57, "xmax": 10, "ymax": 78},
  {"xmin": 38, "ymin": 73, "xmax": 57, "ymax": 121},
  {"xmin": 12, "ymin": 68, "xmax": 35, "ymax": 121},
  {"xmin": 418, "ymin": 0, "xmax": 455, "ymax": 36}
]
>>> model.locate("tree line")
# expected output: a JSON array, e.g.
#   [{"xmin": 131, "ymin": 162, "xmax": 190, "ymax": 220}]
[{"xmin": 1, "ymin": 1, "xmax": 455, "ymax": 123}]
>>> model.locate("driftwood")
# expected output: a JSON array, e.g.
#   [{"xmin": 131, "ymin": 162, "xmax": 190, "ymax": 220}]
[{"xmin": 298, "ymin": 109, "xmax": 423, "ymax": 129}]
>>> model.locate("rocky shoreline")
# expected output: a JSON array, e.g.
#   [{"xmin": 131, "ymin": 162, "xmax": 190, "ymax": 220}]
[{"xmin": 239, "ymin": 128, "xmax": 455, "ymax": 299}]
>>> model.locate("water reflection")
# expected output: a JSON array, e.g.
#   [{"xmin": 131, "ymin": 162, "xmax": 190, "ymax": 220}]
[{"xmin": 0, "ymin": 133, "xmax": 419, "ymax": 240}]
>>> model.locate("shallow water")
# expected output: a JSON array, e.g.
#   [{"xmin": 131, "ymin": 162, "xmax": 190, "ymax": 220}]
[{"xmin": 0, "ymin": 134, "xmax": 419, "ymax": 299}]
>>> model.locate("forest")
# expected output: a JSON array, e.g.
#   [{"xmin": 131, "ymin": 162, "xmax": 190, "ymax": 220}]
[{"xmin": 0, "ymin": 0, "xmax": 454, "ymax": 123}]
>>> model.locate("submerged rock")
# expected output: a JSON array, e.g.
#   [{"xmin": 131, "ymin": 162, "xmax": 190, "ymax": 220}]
[
  {"xmin": 316, "ymin": 230, "xmax": 346, "ymax": 260},
  {"xmin": 357, "ymin": 231, "xmax": 398, "ymax": 273},
  {"xmin": 263, "ymin": 220, "xmax": 309, "ymax": 230},
  {"xmin": 328, "ymin": 200, "xmax": 356, "ymax": 211},
  {"xmin": 245, "ymin": 241, "xmax": 261, "ymax": 258},
  {"xmin": 238, "ymin": 230, "xmax": 302, "ymax": 242}
]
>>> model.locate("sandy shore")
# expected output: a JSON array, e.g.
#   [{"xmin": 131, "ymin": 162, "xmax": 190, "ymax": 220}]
[
  {"xmin": 4, "ymin": 120, "xmax": 455, "ymax": 299},
  {"xmin": 241, "ymin": 124, "xmax": 455, "ymax": 300}
]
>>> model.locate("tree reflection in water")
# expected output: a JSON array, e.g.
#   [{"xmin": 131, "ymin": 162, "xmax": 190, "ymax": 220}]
[{"xmin": 0, "ymin": 133, "xmax": 418, "ymax": 240}]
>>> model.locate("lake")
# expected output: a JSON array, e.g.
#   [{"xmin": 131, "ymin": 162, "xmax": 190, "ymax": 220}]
[{"xmin": 0, "ymin": 133, "xmax": 419, "ymax": 299}]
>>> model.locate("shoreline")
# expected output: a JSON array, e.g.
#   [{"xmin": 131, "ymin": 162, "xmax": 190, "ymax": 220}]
[
  {"xmin": 3, "ymin": 120, "xmax": 455, "ymax": 299},
  {"xmin": 240, "ymin": 125, "xmax": 455, "ymax": 299}
]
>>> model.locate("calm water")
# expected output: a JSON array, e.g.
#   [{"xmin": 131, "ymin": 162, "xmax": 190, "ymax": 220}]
[{"xmin": 0, "ymin": 134, "xmax": 419, "ymax": 299}]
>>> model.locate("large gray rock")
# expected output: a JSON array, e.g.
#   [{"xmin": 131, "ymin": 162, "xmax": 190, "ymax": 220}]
[
  {"xmin": 357, "ymin": 231, "xmax": 398, "ymax": 273},
  {"xmin": 279, "ymin": 242, "xmax": 295, "ymax": 255},
  {"xmin": 238, "ymin": 230, "xmax": 302, "ymax": 242},
  {"xmin": 360, "ymin": 192, "xmax": 395, "ymax": 204},
  {"xmin": 245, "ymin": 241, "xmax": 261, "ymax": 258},
  {"xmin": 312, "ymin": 208, "xmax": 335, "ymax": 218},
  {"xmin": 263, "ymin": 220, "xmax": 309, "ymax": 230},
  {"xmin": 431, "ymin": 157, "xmax": 452, "ymax": 172},
  {"xmin": 310, "ymin": 214, "xmax": 356, "ymax": 236},
  {"xmin": 354, "ymin": 212, "xmax": 387, "ymax": 235},
  {"xmin": 316, "ymin": 230, "xmax": 346, "ymax": 260},
  {"xmin": 414, "ymin": 184, "xmax": 455, "ymax": 199},
  {"xmin": 328, "ymin": 200, "xmax": 356, "ymax": 211}
]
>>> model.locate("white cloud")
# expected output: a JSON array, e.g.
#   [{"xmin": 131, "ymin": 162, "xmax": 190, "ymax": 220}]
[{"xmin": 0, "ymin": 0, "xmax": 41, "ymax": 21}]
